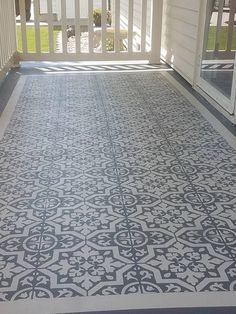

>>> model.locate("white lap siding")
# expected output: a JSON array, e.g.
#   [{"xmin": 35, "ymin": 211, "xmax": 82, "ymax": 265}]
[
  {"xmin": 39, "ymin": 0, "xmax": 102, "ymax": 19},
  {"xmin": 162, "ymin": 0, "xmax": 201, "ymax": 84}
]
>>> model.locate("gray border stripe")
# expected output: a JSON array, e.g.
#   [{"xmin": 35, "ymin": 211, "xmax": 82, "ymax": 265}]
[{"xmin": 57, "ymin": 307, "xmax": 236, "ymax": 314}]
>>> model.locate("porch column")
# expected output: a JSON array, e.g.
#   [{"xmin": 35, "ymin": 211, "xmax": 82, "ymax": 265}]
[{"xmin": 150, "ymin": 0, "xmax": 163, "ymax": 64}]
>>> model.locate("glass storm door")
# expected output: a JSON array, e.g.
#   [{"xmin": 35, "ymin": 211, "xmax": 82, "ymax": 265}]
[{"xmin": 199, "ymin": 0, "xmax": 236, "ymax": 113}]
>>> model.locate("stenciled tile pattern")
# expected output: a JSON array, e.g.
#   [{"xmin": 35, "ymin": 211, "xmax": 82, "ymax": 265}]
[{"xmin": 0, "ymin": 72, "xmax": 236, "ymax": 301}]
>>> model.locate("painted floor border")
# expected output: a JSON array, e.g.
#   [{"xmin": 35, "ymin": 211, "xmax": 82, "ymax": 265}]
[
  {"xmin": 161, "ymin": 71, "xmax": 236, "ymax": 150},
  {"xmin": 1, "ymin": 292, "xmax": 236, "ymax": 314},
  {"xmin": 0, "ymin": 76, "xmax": 26, "ymax": 140}
]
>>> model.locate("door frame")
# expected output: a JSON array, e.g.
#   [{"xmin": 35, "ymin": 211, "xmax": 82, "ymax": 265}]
[{"xmin": 195, "ymin": 0, "xmax": 236, "ymax": 115}]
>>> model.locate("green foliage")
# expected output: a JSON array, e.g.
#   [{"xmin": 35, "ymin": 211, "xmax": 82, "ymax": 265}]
[
  {"xmin": 106, "ymin": 38, "xmax": 126, "ymax": 52},
  {"xmin": 93, "ymin": 8, "xmax": 112, "ymax": 27},
  {"xmin": 16, "ymin": 26, "xmax": 59, "ymax": 52},
  {"xmin": 106, "ymin": 38, "xmax": 114, "ymax": 51},
  {"xmin": 207, "ymin": 26, "xmax": 236, "ymax": 50}
]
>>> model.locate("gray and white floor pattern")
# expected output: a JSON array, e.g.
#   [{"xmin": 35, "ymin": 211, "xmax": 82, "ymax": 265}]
[{"xmin": 0, "ymin": 72, "xmax": 236, "ymax": 308}]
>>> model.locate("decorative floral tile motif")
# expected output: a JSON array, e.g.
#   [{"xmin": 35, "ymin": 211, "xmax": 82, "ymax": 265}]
[
  {"xmin": 32, "ymin": 264, "xmax": 141, "ymax": 298},
  {"xmin": 137, "ymin": 241, "xmax": 234, "ymax": 293},
  {"xmin": 0, "ymin": 72, "xmax": 235, "ymax": 302}
]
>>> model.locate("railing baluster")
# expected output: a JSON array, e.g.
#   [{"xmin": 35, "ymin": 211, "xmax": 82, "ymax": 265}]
[
  {"xmin": 4, "ymin": 1, "xmax": 8, "ymax": 60},
  {"xmin": 2, "ymin": 1, "xmax": 8, "ymax": 58},
  {"xmin": 0, "ymin": 1, "xmax": 17, "ymax": 69},
  {"xmin": 0, "ymin": 0, "xmax": 17, "ymax": 78},
  {"xmin": 227, "ymin": 4, "xmax": 235, "ymax": 52},
  {"xmin": 10, "ymin": 0, "xmax": 14, "ymax": 57},
  {"xmin": 115, "ymin": 0, "xmax": 120, "ymax": 53},
  {"xmin": 47, "ymin": 0, "xmax": 54, "ymax": 53},
  {"xmin": 215, "ymin": 0, "xmax": 224, "ymax": 52},
  {"xmin": 150, "ymin": 0, "xmax": 163, "ymax": 63},
  {"xmin": 34, "ymin": 0, "xmax": 41, "ymax": 53},
  {"xmin": 19, "ymin": 0, "xmax": 28, "ymax": 53},
  {"xmin": 9, "ymin": 1, "xmax": 12, "ymax": 57},
  {"xmin": 128, "ymin": 0, "xmax": 134, "ymax": 53},
  {"xmin": 75, "ymin": 0, "xmax": 81, "ymax": 54},
  {"xmin": 0, "ymin": 1, "xmax": 4, "ymax": 65},
  {"xmin": 13, "ymin": 0, "xmax": 154, "ymax": 61},
  {"xmin": 88, "ymin": 0, "xmax": 94, "ymax": 54},
  {"xmin": 11, "ymin": 0, "xmax": 17, "ymax": 56},
  {"xmin": 101, "ymin": 0, "xmax": 107, "ymax": 53},
  {"xmin": 141, "ymin": 0, "xmax": 147, "ymax": 53},
  {"xmin": 61, "ymin": 0, "xmax": 68, "ymax": 54},
  {"xmin": 0, "ymin": 1, "xmax": 6, "ymax": 66},
  {"xmin": 0, "ymin": 1, "xmax": 2, "ymax": 67}
]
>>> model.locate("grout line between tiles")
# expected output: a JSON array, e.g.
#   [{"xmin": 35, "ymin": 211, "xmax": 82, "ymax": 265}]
[
  {"xmin": 94, "ymin": 73, "xmax": 144, "ymax": 293},
  {"xmin": 129, "ymin": 75, "xmax": 236, "ymax": 262}
]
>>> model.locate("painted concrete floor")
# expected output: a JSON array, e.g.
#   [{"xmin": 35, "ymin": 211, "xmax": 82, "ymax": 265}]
[{"xmin": 0, "ymin": 68, "xmax": 236, "ymax": 313}]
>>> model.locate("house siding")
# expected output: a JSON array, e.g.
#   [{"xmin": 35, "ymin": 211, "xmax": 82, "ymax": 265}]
[
  {"xmin": 161, "ymin": 0, "xmax": 201, "ymax": 84},
  {"xmin": 39, "ymin": 0, "xmax": 101, "ymax": 19}
]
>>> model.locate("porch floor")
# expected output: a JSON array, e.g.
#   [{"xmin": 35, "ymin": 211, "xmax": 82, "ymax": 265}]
[{"xmin": 0, "ymin": 66, "xmax": 236, "ymax": 314}]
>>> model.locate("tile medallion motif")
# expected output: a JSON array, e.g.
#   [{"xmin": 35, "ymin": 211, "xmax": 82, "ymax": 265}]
[{"xmin": 0, "ymin": 72, "xmax": 235, "ymax": 301}]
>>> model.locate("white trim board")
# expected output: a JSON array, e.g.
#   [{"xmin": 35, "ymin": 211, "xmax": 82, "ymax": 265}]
[
  {"xmin": 0, "ymin": 54, "xmax": 18, "ymax": 86},
  {"xmin": 195, "ymin": 84, "xmax": 235, "ymax": 123},
  {"xmin": 0, "ymin": 291, "xmax": 236, "ymax": 314},
  {"xmin": 201, "ymin": 59, "xmax": 235, "ymax": 64},
  {"xmin": 36, "ymin": 68, "xmax": 172, "ymax": 75},
  {"xmin": 0, "ymin": 76, "xmax": 26, "ymax": 139}
]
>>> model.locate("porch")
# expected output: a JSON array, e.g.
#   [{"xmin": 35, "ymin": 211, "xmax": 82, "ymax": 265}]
[{"xmin": 0, "ymin": 1, "xmax": 236, "ymax": 314}]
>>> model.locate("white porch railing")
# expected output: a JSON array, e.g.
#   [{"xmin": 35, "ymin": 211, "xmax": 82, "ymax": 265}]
[
  {"xmin": 16, "ymin": 0, "xmax": 163, "ymax": 62},
  {"xmin": 0, "ymin": 0, "xmax": 17, "ymax": 80},
  {"xmin": 205, "ymin": 0, "xmax": 236, "ymax": 59}
]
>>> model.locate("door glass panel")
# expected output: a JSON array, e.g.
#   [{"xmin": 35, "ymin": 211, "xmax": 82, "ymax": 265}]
[{"xmin": 201, "ymin": 0, "xmax": 236, "ymax": 99}]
